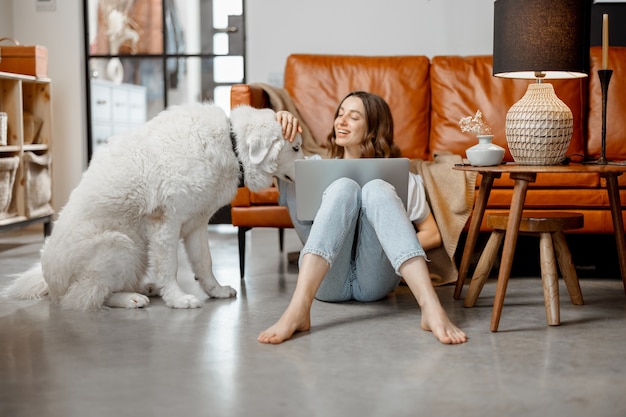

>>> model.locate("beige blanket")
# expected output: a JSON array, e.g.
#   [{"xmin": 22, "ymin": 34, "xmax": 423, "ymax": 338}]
[
  {"xmin": 250, "ymin": 83, "xmax": 477, "ymax": 286},
  {"xmin": 411, "ymin": 155, "xmax": 477, "ymax": 285}
]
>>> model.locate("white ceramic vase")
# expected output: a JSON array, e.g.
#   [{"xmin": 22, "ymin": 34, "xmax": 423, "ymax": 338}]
[{"xmin": 465, "ymin": 135, "xmax": 505, "ymax": 166}]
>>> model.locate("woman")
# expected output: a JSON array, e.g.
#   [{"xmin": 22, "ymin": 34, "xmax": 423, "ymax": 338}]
[{"xmin": 262, "ymin": 91, "xmax": 467, "ymax": 345}]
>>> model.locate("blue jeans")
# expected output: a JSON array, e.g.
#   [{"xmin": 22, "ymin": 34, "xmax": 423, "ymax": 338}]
[{"xmin": 279, "ymin": 177, "xmax": 426, "ymax": 302}]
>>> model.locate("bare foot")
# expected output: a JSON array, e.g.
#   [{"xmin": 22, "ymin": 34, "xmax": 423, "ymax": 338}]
[
  {"xmin": 258, "ymin": 303, "xmax": 311, "ymax": 344},
  {"xmin": 420, "ymin": 303, "xmax": 467, "ymax": 344}
]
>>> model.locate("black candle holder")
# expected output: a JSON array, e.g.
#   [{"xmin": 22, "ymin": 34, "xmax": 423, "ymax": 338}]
[
  {"xmin": 597, "ymin": 69, "xmax": 612, "ymax": 165},
  {"xmin": 586, "ymin": 69, "xmax": 626, "ymax": 165}
]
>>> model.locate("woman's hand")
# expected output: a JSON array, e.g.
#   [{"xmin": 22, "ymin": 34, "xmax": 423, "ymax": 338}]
[{"xmin": 275, "ymin": 110, "xmax": 302, "ymax": 142}]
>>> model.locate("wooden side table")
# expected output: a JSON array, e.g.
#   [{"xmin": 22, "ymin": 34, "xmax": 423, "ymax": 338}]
[{"xmin": 452, "ymin": 163, "xmax": 626, "ymax": 331}]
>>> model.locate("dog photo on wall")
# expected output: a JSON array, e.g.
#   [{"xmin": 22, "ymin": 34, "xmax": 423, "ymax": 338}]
[{"xmin": 2, "ymin": 103, "xmax": 303, "ymax": 310}]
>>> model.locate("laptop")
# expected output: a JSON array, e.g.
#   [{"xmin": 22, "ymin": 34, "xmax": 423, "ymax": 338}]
[{"xmin": 294, "ymin": 158, "xmax": 410, "ymax": 221}]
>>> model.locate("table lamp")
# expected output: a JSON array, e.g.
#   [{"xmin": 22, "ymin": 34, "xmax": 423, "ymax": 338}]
[{"xmin": 493, "ymin": 0, "xmax": 591, "ymax": 165}]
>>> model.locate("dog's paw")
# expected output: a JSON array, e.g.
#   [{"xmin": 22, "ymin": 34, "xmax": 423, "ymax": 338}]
[
  {"xmin": 167, "ymin": 294, "xmax": 203, "ymax": 309},
  {"xmin": 207, "ymin": 285, "xmax": 237, "ymax": 299},
  {"xmin": 106, "ymin": 292, "xmax": 150, "ymax": 309}
]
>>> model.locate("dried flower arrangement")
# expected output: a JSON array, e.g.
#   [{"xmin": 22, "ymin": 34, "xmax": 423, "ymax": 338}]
[{"xmin": 459, "ymin": 110, "xmax": 492, "ymax": 136}]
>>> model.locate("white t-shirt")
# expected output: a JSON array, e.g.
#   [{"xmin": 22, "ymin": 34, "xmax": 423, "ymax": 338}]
[
  {"xmin": 407, "ymin": 172, "xmax": 431, "ymax": 225},
  {"xmin": 305, "ymin": 155, "xmax": 431, "ymax": 225}
]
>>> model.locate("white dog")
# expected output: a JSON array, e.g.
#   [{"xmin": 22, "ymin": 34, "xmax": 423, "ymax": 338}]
[{"xmin": 3, "ymin": 103, "xmax": 302, "ymax": 310}]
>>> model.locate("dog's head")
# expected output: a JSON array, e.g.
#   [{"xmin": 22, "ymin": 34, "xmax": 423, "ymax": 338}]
[{"xmin": 230, "ymin": 105, "xmax": 303, "ymax": 191}]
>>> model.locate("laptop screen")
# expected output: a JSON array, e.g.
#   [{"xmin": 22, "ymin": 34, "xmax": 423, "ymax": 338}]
[{"xmin": 294, "ymin": 158, "xmax": 410, "ymax": 221}]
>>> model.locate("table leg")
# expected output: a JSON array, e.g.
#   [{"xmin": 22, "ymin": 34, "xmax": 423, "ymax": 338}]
[
  {"xmin": 602, "ymin": 173, "xmax": 626, "ymax": 295},
  {"xmin": 491, "ymin": 172, "xmax": 536, "ymax": 332},
  {"xmin": 454, "ymin": 172, "xmax": 499, "ymax": 300}
]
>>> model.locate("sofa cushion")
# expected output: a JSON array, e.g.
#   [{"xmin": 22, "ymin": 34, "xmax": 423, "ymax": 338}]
[
  {"xmin": 249, "ymin": 187, "xmax": 280, "ymax": 205},
  {"xmin": 588, "ymin": 46, "xmax": 626, "ymax": 160},
  {"xmin": 284, "ymin": 54, "xmax": 431, "ymax": 159},
  {"xmin": 231, "ymin": 206, "xmax": 293, "ymax": 228},
  {"xmin": 429, "ymin": 55, "xmax": 586, "ymax": 163}
]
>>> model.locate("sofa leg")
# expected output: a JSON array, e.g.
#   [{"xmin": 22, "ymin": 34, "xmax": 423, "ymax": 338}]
[
  {"xmin": 279, "ymin": 228, "xmax": 285, "ymax": 252},
  {"xmin": 238, "ymin": 227, "xmax": 250, "ymax": 278}
]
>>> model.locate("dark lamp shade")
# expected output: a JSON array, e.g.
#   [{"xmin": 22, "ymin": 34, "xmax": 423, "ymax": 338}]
[{"xmin": 493, "ymin": 0, "xmax": 591, "ymax": 79}]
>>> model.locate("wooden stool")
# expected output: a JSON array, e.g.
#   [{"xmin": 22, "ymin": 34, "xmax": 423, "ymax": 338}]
[{"xmin": 464, "ymin": 211, "xmax": 585, "ymax": 327}]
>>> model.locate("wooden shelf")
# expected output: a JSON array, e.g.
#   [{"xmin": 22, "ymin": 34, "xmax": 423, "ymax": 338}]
[
  {"xmin": 0, "ymin": 145, "xmax": 20, "ymax": 152},
  {"xmin": 0, "ymin": 72, "xmax": 53, "ymax": 237},
  {"xmin": 23, "ymin": 144, "xmax": 49, "ymax": 152}
]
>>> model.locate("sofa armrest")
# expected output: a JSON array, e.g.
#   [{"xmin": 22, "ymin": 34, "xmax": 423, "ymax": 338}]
[
  {"xmin": 229, "ymin": 85, "xmax": 285, "ymax": 222},
  {"xmin": 230, "ymin": 85, "xmax": 270, "ymax": 209},
  {"xmin": 231, "ymin": 187, "xmax": 251, "ymax": 207},
  {"xmin": 230, "ymin": 84, "xmax": 271, "ymax": 109}
]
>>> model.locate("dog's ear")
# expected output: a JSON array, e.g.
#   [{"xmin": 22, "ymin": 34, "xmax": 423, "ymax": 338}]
[
  {"xmin": 248, "ymin": 134, "xmax": 284, "ymax": 166},
  {"xmin": 231, "ymin": 106, "xmax": 285, "ymax": 169}
]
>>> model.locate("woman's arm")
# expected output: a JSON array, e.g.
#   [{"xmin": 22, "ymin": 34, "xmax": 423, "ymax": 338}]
[{"xmin": 414, "ymin": 213, "xmax": 442, "ymax": 251}]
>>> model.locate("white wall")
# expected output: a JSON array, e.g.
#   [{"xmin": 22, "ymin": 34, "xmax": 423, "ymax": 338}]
[
  {"xmin": 0, "ymin": 0, "xmax": 13, "ymax": 34},
  {"xmin": 244, "ymin": 0, "xmax": 495, "ymax": 84},
  {"xmin": 0, "ymin": 0, "xmax": 495, "ymax": 212}
]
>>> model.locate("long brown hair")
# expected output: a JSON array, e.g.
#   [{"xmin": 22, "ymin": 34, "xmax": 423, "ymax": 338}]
[{"xmin": 326, "ymin": 91, "xmax": 401, "ymax": 159}]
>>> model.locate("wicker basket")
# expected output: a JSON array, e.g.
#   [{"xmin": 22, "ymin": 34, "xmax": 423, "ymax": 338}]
[
  {"xmin": 23, "ymin": 151, "xmax": 53, "ymax": 217},
  {"xmin": 0, "ymin": 155, "xmax": 19, "ymax": 219},
  {"xmin": 505, "ymin": 83, "xmax": 573, "ymax": 165}
]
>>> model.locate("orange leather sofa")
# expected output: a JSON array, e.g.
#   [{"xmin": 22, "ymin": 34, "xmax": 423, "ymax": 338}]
[{"xmin": 230, "ymin": 48, "xmax": 626, "ymax": 276}]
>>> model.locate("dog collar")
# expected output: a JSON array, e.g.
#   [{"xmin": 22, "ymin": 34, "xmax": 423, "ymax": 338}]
[{"xmin": 229, "ymin": 121, "xmax": 245, "ymax": 188}]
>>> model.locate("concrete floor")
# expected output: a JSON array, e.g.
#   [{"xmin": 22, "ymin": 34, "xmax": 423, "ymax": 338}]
[{"xmin": 1, "ymin": 224, "xmax": 625, "ymax": 417}]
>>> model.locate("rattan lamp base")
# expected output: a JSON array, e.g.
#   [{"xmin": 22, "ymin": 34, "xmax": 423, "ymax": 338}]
[{"xmin": 505, "ymin": 83, "xmax": 573, "ymax": 165}]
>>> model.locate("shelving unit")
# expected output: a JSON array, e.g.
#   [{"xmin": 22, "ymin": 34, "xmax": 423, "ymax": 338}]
[
  {"xmin": 0, "ymin": 71, "xmax": 53, "ymax": 236},
  {"xmin": 90, "ymin": 79, "xmax": 146, "ymax": 155}
]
